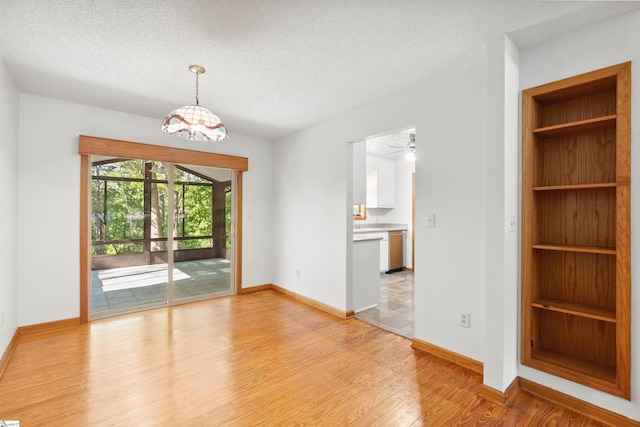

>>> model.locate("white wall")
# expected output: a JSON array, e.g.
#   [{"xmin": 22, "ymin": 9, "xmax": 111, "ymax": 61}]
[
  {"xmin": 17, "ymin": 94, "xmax": 274, "ymax": 326},
  {"xmin": 413, "ymin": 68, "xmax": 487, "ymax": 362},
  {"xmin": 272, "ymin": 124, "xmax": 352, "ymax": 310},
  {"xmin": 483, "ymin": 35, "xmax": 520, "ymax": 393},
  {"xmin": 0, "ymin": 57, "xmax": 20, "ymax": 357},
  {"xmin": 519, "ymin": 10, "xmax": 640, "ymax": 420},
  {"xmin": 272, "ymin": 64, "xmax": 487, "ymax": 359}
]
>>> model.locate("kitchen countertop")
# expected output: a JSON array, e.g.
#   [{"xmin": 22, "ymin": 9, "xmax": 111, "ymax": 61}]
[
  {"xmin": 353, "ymin": 223, "xmax": 408, "ymax": 233},
  {"xmin": 353, "ymin": 235, "xmax": 384, "ymax": 242}
]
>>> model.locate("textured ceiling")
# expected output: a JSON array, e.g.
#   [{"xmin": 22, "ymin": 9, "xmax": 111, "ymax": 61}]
[
  {"xmin": 1, "ymin": 1, "xmax": 639, "ymax": 140},
  {"xmin": 366, "ymin": 127, "xmax": 416, "ymax": 161}
]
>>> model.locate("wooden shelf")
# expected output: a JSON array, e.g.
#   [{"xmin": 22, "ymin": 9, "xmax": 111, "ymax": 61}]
[
  {"xmin": 533, "ymin": 115, "xmax": 616, "ymax": 137},
  {"xmin": 522, "ymin": 62, "xmax": 631, "ymax": 399},
  {"xmin": 531, "ymin": 244, "xmax": 616, "ymax": 255},
  {"xmin": 532, "ymin": 298, "xmax": 615, "ymax": 323},
  {"xmin": 533, "ymin": 183, "xmax": 615, "ymax": 191},
  {"xmin": 529, "ymin": 350, "xmax": 616, "ymax": 384}
]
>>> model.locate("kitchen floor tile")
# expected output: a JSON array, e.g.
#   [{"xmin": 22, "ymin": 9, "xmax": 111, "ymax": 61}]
[{"xmin": 355, "ymin": 270, "xmax": 413, "ymax": 338}]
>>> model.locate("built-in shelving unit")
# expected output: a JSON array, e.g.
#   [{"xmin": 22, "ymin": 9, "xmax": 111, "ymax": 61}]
[{"xmin": 521, "ymin": 62, "xmax": 631, "ymax": 399}]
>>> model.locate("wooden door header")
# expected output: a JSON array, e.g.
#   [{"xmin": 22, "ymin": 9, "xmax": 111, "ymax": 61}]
[{"xmin": 79, "ymin": 135, "xmax": 248, "ymax": 171}]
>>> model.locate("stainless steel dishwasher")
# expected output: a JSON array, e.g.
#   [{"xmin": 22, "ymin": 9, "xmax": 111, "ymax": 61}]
[{"xmin": 387, "ymin": 230, "xmax": 406, "ymax": 273}]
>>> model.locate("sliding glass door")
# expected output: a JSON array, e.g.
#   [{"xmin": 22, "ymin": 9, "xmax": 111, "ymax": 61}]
[
  {"xmin": 171, "ymin": 163, "xmax": 233, "ymax": 303},
  {"xmin": 89, "ymin": 158, "xmax": 234, "ymax": 318}
]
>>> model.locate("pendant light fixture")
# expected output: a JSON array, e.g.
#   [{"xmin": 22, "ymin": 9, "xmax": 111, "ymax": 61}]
[{"xmin": 161, "ymin": 65, "xmax": 228, "ymax": 141}]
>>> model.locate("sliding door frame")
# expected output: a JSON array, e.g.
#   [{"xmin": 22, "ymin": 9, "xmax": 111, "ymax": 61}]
[{"xmin": 79, "ymin": 135, "xmax": 248, "ymax": 323}]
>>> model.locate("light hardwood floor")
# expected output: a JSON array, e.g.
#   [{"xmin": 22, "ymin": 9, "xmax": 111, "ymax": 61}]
[{"xmin": 0, "ymin": 290, "xmax": 606, "ymax": 426}]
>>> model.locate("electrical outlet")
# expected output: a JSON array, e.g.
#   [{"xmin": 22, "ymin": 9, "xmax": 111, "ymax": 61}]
[
  {"xmin": 460, "ymin": 312, "xmax": 470, "ymax": 328},
  {"xmin": 427, "ymin": 213, "xmax": 436, "ymax": 228},
  {"xmin": 296, "ymin": 269, "xmax": 301, "ymax": 279}
]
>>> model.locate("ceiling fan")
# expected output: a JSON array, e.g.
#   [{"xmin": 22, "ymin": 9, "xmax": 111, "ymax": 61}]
[{"xmin": 386, "ymin": 132, "xmax": 416, "ymax": 161}]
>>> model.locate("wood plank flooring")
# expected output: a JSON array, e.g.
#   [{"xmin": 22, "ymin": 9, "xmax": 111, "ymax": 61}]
[{"xmin": 0, "ymin": 290, "xmax": 606, "ymax": 426}]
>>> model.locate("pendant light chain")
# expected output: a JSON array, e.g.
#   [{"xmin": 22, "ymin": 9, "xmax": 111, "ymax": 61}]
[{"xmin": 195, "ymin": 71, "xmax": 200, "ymax": 106}]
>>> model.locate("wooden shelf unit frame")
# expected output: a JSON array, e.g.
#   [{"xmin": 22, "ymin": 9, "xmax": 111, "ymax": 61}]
[{"xmin": 521, "ymin": 62, "xmax": 631, "ymax": 399}]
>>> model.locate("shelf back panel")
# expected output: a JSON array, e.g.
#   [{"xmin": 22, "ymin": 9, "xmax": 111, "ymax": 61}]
[
  {"xmin": 535, "ymin": 250, "xmax": 615, "ymax": 310},
  {"xmin": 535, "ymin": 84, "xmax": 616, "ymax": 128},
  {"xmin": 534, "ymin": 129, "xmax": 615, "ymax": 187},
  {"xmin": 535, "ymin": 188, "xmax": 616, "ymax": 248},
  {"xmin": 535, "ymin": 309, "xmax": 617, "ymax": 368}
]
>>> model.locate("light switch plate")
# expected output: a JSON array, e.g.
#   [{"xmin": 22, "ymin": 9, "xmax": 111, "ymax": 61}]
[{"xmin": 508, "ymin": 213, "xmax": 516, "ymax": 233}]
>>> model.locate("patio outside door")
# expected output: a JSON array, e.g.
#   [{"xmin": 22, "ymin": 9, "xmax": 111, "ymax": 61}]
[
  {"xmin": 89, "ymin": 158, "xmax": 234, "ymax": 318},
  {"xmin": 171, "ymin": 163, "xmax": 234, "ymax": 303}
]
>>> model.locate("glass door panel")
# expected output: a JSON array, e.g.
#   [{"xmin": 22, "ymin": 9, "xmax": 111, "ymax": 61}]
[
  {"xmin": 89, "ymin": 159, "xmax": 234, "ymax": 318},
  {"xmin": 171, "ymin": 164, "xmax": 234, "ymax": 302},
  {"xmin": 90, "ymin": 159, "xmax": 169, "ymax": 316}
]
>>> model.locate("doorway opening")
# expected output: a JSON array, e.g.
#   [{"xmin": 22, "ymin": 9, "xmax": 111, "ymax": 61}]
[{"xmin": 352, "ymin": 126, "xmax": 415, "ymax": 338}]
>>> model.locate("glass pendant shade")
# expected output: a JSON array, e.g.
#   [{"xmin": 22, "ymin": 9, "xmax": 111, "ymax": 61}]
[
  {"xmin": 161, "ymin": 64, "xmax": 228, "ymax": 141},
  {"xmin": 162, "ymin": 105, "xmax": 227, "ymax": 141}
]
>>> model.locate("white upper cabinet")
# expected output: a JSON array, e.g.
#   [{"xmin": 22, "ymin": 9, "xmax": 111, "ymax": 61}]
[
  {"xmin": 352, "ymin": 141, "xmax": 366, "ymax": 205},
  {"xmin": 366, "ymin": 155, "xmax": 395, "ymax": 208}
]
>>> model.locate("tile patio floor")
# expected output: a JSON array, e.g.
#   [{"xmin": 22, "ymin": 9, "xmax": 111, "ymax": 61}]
[{"xmin": 91, "ymin": 258, "xmax": 232, "ymax": 314}]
